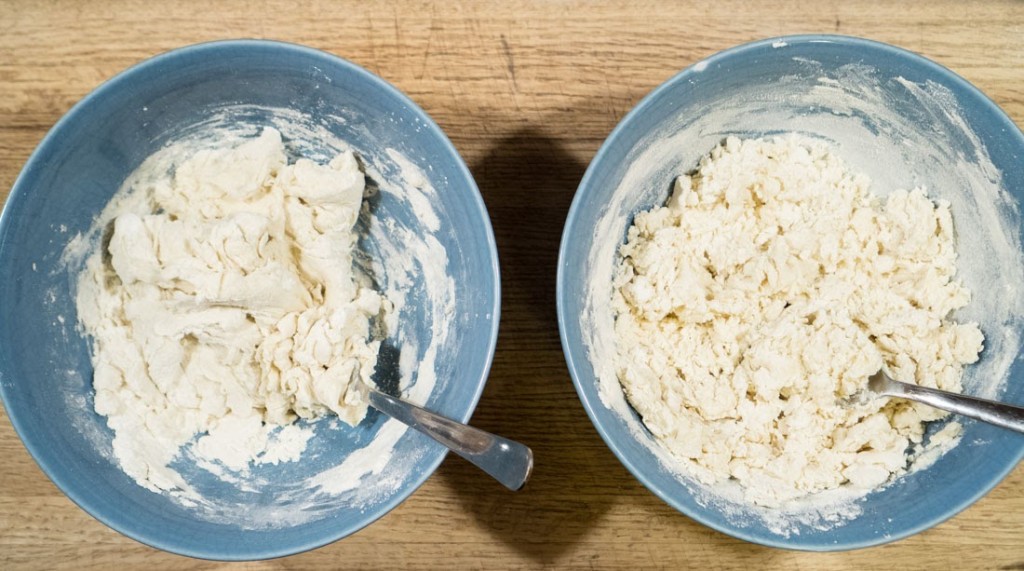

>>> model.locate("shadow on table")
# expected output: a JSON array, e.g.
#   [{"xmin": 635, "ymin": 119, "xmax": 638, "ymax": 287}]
[{"xmin": 432, "ymin": 126, "xmax": 638, "ymax": 564}]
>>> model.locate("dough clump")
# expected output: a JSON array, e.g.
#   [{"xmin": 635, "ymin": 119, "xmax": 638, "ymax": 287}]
[
  {"xmin": 77, "ymin": 128, "xmax": 385, "ymax": 490},
  {"xmin": 613, "ymin": 136, "xmax": 983, "ymax": 506}
]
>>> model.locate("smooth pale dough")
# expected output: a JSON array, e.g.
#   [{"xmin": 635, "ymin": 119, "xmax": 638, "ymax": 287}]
[
  {"xmin": 613, "ymin": 136, "xmax": 983, "ymax": 507},
  {"xmin": 77, "ymin": 128, "xmax": 385, "ymax": 490}
]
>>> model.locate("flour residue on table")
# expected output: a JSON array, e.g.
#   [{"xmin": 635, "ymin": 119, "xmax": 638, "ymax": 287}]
[
  {"xmin": 59, "ymin": 105, "xmax": 455, "ymax": 528},
  {"xmin": 581, "ymin": 60, "xmax": 1024, "ymax": 536}
]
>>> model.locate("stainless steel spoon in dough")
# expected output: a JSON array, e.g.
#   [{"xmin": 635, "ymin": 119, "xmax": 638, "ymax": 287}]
[
  {"xmin": 352, "ymin": 380, "xmax": 534, "ymax": 490},
  {"xmin": 855, "ymin": 370, "xmax": 1024, "ymax": 434}
]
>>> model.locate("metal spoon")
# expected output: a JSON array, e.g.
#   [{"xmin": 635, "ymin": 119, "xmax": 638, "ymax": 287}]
[
  {"xmin": 353, "ymin": 381, "xmax": 534, "ymax": 490},
  {"xmin": 860, "ymin": 370, "xmax": 1024, "ymax": 434}
]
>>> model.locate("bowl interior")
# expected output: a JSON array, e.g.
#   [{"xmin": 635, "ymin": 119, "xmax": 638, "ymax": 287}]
[
  {"xmin": 558, "ymin": 35, "xmax": 1024, "ymax": 550},
  {"xmin": 0, "ymin": 41, "xmax": 499, "ymax": 559}
]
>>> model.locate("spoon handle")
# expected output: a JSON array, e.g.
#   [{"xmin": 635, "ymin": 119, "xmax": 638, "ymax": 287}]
[
  {"xmin": 886, "ymin": 380, "xmax": 1024, "ymax": 434},
  {"xmin": 364, "ymin": 385, "xmax": 534, "ymax": 490}
]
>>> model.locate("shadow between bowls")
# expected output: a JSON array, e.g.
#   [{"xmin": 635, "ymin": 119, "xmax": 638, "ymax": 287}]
[{"xmin": 435, "ymin": 126, "xmax": 622, "ymax": 564}]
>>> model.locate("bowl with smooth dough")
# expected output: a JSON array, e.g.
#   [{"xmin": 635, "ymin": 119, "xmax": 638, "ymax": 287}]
[
  {"xmin": 557, "ymin": 35, "xmax": 1024, "ymax": 550},
  {"xmin": 0, "ymin": 40, "xmax": 499, "ymax": 559}
]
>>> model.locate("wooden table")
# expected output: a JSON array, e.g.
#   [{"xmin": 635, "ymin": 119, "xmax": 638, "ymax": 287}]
[{"xmin": 2, "ymin": 1, "xmax": 1023, "ymax": 568}]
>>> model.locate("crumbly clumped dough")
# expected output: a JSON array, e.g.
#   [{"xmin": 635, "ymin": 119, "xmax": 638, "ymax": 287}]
[
  {"xmin": 77, "ymin": 128, "xmax": 386, "ymax": 491},
  {"xmin": 613, "ymin": 136, "xmax": 984, "ymax": 506}
]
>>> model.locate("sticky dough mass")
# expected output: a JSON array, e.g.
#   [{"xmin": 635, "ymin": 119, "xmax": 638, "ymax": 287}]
[
  {"xmin": 613, "ymin": 136, "xmax": 983, "ymax": 506},
  {"xmin": 77, "ymin": 128, "xmax": 385, "ymax": 489}
]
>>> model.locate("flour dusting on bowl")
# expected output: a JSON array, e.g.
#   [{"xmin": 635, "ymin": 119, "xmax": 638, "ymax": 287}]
[
  {"xmin": 564, "ymin": 38, "xmax": 1024, "ymax": 543},
  {"xmin": 1, "ymin": 40, "xmax": 497, "ymax": 559}
]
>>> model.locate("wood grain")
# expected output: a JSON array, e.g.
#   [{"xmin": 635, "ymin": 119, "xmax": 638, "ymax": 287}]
[{"xmin": 2, "ymin": 1, "xmax": 1023, "ymax": 569}]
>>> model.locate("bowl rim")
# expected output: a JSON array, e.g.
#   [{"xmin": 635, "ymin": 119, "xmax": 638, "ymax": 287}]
[
  {"xmin": 0, "ymin": 38, "xmax": 501, "ymax": 561},
  {"xmin": 555, "ymin": 33, "xmax": 1024, "ymax": 552}
]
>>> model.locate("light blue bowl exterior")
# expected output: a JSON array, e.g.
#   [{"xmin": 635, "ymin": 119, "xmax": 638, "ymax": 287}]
[
  {"xmin": 0, "ymin": 40, "xmax": 499, "ymax": 560},
  {"xmin": 557, "ymin": 35, "xmax": 1024, "ymax": 551}
]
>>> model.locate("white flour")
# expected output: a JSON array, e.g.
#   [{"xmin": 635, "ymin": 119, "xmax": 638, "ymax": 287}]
[
  {"xmin": 581, "ymin": 58, "xmax": 1024, "ymax": 535},
  {"xmin": 61, "ymin": 105, "xmax": 454, "ymax": 528},
  {"xmin": 613, "ymin": 135, "xmax": 981, "ymax": 507}
]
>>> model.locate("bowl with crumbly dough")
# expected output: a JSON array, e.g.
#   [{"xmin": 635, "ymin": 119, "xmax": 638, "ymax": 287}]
[
  {"xmin": 0, "ymin": 40, "xmax": 499, "ymax": 559},
  {"xmin": 558, "ymin": 35, "xmax": 1024, "ymax": 550}
]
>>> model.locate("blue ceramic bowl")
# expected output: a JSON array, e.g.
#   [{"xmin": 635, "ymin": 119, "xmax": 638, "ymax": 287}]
[
  {"xmin": 558, "ymin": 35, "xmax": 1024, "ymax": 550},
  {"xmin": 0, "ymin": 40, "xmax": 499, "ymax": 559}
]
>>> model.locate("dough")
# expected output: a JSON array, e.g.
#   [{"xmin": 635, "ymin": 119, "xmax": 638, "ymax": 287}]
[
  {"xmin": 613, "ymin": 136, "xmax": 983, "ymax": 506},
  {"xmin": 76, "ymin": 128, "xmax": 386, "ymax": 490}
]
